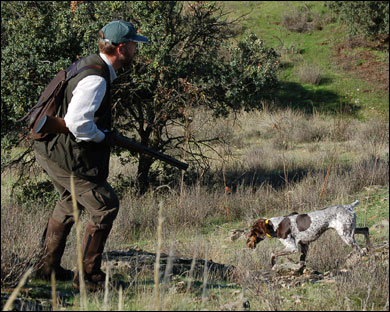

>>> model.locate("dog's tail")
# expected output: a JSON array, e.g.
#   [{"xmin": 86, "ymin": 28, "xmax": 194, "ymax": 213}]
[{"xmin": 348, "ymin": 200, "xmax": 360, "ymax": 209}]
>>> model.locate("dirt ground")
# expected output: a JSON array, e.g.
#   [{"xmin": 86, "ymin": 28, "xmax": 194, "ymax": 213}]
[{"xmin": 333, "ymin": 36, "xmax": 389, "ymax": 91}]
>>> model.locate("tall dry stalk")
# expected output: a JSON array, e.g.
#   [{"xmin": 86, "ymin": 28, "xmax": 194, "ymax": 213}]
[
  {"xmin": 180, "ymin": 106, "xmax": 191, "ymax": 204},
  {"xmin": 272, "ymin": 119, "xmax": 290, "ymax": 211},
  {"xmin": 2, "ymin": 267, "xmax": 33, "ymax": 311},
  {"xmin": 222, "ymin": 162, "xmax": 231, "ymax": 221},
  {"xmin": 163, "ymin": 242, "xmax": 175, "ymax": 287},
  {"xmin": 51, "ymin": 270, "xmax": 57, "ymax": 311},
  {"xmin": 320, "ymin": 150, "xmax": 336, "ymax": 203},
  {"xmin": 186, "ymin": 247, "xmax": 197, "ymax": 294},
  {"xmin": 118, "ymin": 285, "xmax": 123, "ymax": 311},
  {"xmin": 70, "ymin": 173, "xmax": 87, "ymax": 310},
  {"xmin": 154, "ymin": 201, "xmax": 164, "ymax": 311},
  {"xmin": 103, "ymin": 265, "xmax": 110, "ymax": 310},
  {"xmin": 201, "ymin": 243, "xmax": 209, "ymax": 305},
  {"xmin": 319, "ymin": 107, "xmax": 348, "ymax": 204}
]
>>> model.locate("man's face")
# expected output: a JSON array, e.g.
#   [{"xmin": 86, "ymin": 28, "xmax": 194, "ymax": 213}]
[{"xmin": 118, "ymin": 41, "xmax": 137, "ymax": 66}]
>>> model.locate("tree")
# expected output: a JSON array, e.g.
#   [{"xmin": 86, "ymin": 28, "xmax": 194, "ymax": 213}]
[
  {"xmin": 1, "ymin": 1, "xmax": 280, "ymax": 194},
  {"xmin": 327, "ymin": 1, "xmax": 389, "ymax": 42}
]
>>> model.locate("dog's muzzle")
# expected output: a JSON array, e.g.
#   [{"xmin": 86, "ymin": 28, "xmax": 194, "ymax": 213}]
[{"xmin": 247, "ymin": 236, "xmax": 259, "ymax": 249}]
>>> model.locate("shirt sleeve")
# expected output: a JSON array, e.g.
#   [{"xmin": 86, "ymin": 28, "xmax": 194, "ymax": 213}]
[{"xmin": 64, "ymin": 75, "xmax": 107, "ymax": 143}]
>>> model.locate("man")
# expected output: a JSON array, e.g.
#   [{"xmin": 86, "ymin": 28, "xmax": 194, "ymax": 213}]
[{"xmin": 33, "ymin": 20, "xmax": 148, "ymax": 290}]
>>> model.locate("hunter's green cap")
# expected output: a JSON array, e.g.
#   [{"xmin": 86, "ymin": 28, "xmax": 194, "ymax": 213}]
[{"xmin": 101, "ymin": 20, "xmax": 149, "ymax": 45}]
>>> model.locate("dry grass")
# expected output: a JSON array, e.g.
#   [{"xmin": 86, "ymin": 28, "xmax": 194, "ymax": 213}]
[
  {"xmin": 1, "ymin": 108, "xmax": 388, "ymax": 310},
  {"xmin": 281, "ymin": 8, "xmax": 313, "ymax": 33},
  {"xmin": 297, "ymin": 62, "xmax": 322, "ymax": 85},
  {"xmin": 1, "ymin": 203, "xmax": 47, "ymax": 288}
]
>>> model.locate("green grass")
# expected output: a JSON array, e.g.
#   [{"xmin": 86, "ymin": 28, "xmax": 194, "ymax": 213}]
[{"xmin": 222, "ymin": 1, "xmax": 389, "ymax": 118}]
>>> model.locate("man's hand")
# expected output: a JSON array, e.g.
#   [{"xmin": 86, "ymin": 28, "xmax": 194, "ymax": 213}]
[{"xmin": 102, "ymin": 129, "xmax": 118, "ymax": 146}]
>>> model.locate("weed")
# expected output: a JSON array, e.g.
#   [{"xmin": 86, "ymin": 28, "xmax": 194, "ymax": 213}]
[{"xmin": 297, "ymin": 62, "xmax": 322, "ymax": 85}]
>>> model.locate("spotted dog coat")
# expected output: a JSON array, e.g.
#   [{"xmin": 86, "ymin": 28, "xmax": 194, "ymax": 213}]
[{"xmin": 247, "ymin": 200, "xmax": 370, "ymax": 267}]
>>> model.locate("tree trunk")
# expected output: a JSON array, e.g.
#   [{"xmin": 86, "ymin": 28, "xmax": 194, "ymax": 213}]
[{"xmin": 136, "ymin": 154, "xmax": 154, "ymax": 194}]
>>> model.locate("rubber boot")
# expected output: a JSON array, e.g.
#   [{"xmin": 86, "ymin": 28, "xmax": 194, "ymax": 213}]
[
  {"xmin": 73, "ymin": 222, "xmax": 112, "ymax": 291},
  {"xmin": 35, "ymin": 217, "xmax": 74, "ymax": 281}
]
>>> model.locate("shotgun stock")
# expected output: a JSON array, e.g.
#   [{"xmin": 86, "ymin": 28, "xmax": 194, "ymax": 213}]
[{"xmin": 35, "ymin": 114, "xmax": 189, "ymax": 170}]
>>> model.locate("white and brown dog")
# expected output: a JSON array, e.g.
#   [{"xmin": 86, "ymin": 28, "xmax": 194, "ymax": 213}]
[{"xmin": 246, "ymin": 200, "xmax": 370, "ymax": 267}]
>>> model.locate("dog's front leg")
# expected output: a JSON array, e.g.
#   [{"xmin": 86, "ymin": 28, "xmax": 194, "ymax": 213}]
[
  {"xmin": 354, "ymin": 227, "xmax": 370, "ymax": 251},
  {"xmin": 271, "ymin": 238, "xmax": 298, "ymax": 267}
]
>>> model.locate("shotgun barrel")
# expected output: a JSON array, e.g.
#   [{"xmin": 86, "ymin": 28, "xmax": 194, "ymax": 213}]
[
  {"xmin": 112, "ymin": 133, "xmax": 189, "ymax": 170},
  {"xmin": 35, "ymin": 114, "xmax": 189, "ymax": 170}
]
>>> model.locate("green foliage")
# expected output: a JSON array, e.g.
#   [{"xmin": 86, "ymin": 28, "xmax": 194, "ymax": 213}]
[
  {"xmin": 327, "ymin": 1, "xmax": 389, "ymax": 40},
  {"xmin": 1, "ymin": 1, "xmax": 280, "ymax": 191},
  {"xmin": 1, "ymin": 1, "xmax": 131, "ymax": 134},
  {"xmin": 14, "ymin": 179, "xmax": 58, "ymax": 210}
]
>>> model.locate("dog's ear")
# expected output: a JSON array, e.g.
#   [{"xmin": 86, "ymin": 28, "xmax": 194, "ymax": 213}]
[
  {"xmin": 248, "ymin": 218, "xmax": 269, "ymax": 240},
  {"xmin": 265, "ymin": 220, "xmax": 275, "ymax": 236},
  {"xmin": 251, "ymin": 219, "xmax": 266, "ymax": 236}
]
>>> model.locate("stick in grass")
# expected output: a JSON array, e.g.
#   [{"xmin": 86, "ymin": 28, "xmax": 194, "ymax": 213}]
[
  {"xmin": 51, "ymin": 270, "xmax": 57, "ymax": 311},
  {"xmin": 118, "ymin": 285, "xmax": 123, "ymax": 311},
  {"xmin": 201, "ymin": 243, "xmax": 209, "ymax": 304},
  {"xmin": 70, "ymin": 173, "xmax": 87, "ymax": 310},
  {"xmin": 186, "ymin": 247, "xmax": 197, "ymax": 294},
  {"xmin": 2, "ymin": 267, "xmax": 33, "ymax": 311},
  {"xmin": 103, "ymin": 264, "xmax": 110, "ymax": 310},
  {"xmin": 154, "ymin": 201, "xmax": 164, "ymax": 311}
]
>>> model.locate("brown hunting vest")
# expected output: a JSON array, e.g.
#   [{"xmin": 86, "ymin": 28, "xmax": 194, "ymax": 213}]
[{"xmin": 34, "ymin": 54, "xmax": 112, "ymax": 183}]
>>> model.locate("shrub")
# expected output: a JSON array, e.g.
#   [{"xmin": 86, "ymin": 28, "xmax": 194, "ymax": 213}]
[
  {"xmin": 1, "ymin": 204, "xmax": 48, "ymax": 287},
  {"xmin": 1, "ymin": 1, "xmax": 280, "ymax": 192},
  {"xmin": 327, "ymin": 1, "xmax": 389, "ymax": 41},
  {"xmin": 297, "ymin": 62, "xmax": 322, "ymax": 85},
  {"xmin": 281, "ymin": 7, "xmax": 313, "ymax": 33}
]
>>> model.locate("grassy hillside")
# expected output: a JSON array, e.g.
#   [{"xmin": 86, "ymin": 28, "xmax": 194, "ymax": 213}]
[
  {"xmin": 222, "ymin": 1, "xmax": 389, "ymax": 118},
  {"xmin": 1, "ymin": 1, "xmax": 389, "ymax": 311}
]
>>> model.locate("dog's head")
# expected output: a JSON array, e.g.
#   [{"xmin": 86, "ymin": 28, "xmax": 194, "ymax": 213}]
[{"xmin": 246, "ymin": 218, "xmax": 274, "ymax": 249}]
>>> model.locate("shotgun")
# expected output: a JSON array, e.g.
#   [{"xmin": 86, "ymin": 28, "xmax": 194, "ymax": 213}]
[{"xmin": 35, "ymin": 115, "xmax": 189, "ymax": 171}]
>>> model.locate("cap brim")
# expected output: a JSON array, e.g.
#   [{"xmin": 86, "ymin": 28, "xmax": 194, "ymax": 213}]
[{"xmin": 130, "ymin": 34, "xmax": 149, "ymax": 43}]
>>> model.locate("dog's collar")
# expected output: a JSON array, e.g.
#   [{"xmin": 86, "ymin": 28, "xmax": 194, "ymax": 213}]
[{"xmin": 265, "ymin": 219, "xmax": 272, "ymax": 238}]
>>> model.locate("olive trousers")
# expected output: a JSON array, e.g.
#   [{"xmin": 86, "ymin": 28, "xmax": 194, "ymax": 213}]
[{"xmin": 34, "ymin": 151, "xmax": 119, "ymax": 227}]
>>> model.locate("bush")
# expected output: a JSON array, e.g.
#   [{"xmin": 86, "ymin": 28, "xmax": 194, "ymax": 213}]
[
  {"xmin": 1, "ymin": 203, "xmax": 48, "ymax": 287},
  {"xmin": 327, "ymin": 1, "xmax": 389, "ymax": 41},
  {"xmin": 281, "ymin": 7, "xmax": 313, "ymax": 33},
  {"xmin": 1, "ymin": 1, "xmax": 280, "ymax": 192},
  {"xmin": 297, "ymin": 62, "xmax": 322, "ymax": 85}
]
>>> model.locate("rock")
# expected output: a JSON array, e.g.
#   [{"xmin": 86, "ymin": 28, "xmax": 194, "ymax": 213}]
[
  {"xmin": 174, "ymin": 281, "xmax": 186, "ymax": 293},
  {"xmin": 220, "ymin": 299, "xmax": 250, "ymax": 311},
  {"xmin": 272, "ymin": 261, "xmax": 305, "ymax": 276}
]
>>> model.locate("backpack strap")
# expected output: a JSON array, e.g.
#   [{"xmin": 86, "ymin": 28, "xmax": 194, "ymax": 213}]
[
  {"xmin": 18, "ymin": 61, "xmax": 108, "ymax": 123},
  {"xmin": 66, "ymin": 63, "xmax": 105, "ymax": 81}
]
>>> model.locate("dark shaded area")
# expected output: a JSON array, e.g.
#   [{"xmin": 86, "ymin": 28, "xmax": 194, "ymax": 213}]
[
  {"xmin": 274, "ymin": 80, "xmax": 361, "ymax": 115},
  {"xmin": 222, "ymin": 166, "xmax": 316, "ymax": 192}
]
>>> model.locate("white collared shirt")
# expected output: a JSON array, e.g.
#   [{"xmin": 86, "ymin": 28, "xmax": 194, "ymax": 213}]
[{"xmin": 64, "ymin": 53, "xmax": 117, "ymax": 143}]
